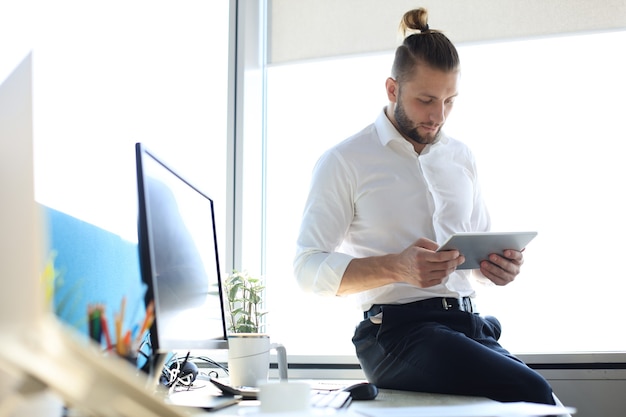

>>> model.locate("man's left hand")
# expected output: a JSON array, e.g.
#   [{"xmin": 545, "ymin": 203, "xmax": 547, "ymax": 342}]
[{"xmin": 479, "ymin": 249, "xmax": 524, "ymax": 286}]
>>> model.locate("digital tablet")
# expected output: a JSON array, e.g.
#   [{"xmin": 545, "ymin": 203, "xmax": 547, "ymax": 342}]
[{"xmin": 437, "ymin": 231, "xmax": 538, "ymax": 270}]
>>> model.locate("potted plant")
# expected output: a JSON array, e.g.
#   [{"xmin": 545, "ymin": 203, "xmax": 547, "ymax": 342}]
[
  {"xmin": 223, "ymin": 270, "xmax": 267, "ymax": 334},
  {"xmin": 223, "ymin": 270, "xmax": 288, "ymax": 385}
]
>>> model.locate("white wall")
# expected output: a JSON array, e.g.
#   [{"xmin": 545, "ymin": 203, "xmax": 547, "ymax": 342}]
[{"xmin": 269, "ymin": 0, "xmax": 626, "ymax": 63}]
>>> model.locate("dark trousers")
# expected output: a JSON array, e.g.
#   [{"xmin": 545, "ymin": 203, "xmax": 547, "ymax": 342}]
[{"xmin": 352, "ymin": 305, "xmax": 556, "ymax": 404}]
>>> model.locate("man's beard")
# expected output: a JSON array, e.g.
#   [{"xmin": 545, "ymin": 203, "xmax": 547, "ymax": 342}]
[{"xmin": 394, "ymin": 101, "xmax": 442, "ymax": 145}]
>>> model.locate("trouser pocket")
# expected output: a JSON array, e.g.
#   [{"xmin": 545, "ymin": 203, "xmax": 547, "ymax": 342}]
[{"xmin": 482, "ymin": 315, "xmax": 502, "ymax": 341}]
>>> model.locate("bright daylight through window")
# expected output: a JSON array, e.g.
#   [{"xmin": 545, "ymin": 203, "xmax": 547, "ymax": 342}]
[
  {"xmin": 0, "ymin": 2, "xmax": 230, "ymax": 251},
  {"xmin": 260, "ymin": 30, "xmax": 626, "ymax": 356}
]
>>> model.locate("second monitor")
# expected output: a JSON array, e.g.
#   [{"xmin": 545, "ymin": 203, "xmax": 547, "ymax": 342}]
[{"xmin": 135, "ymin": 143, "xmax": 229, "ymax": 377}]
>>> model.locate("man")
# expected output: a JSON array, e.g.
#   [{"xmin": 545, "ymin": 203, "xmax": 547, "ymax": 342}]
[{"xmin": 294, "ymin": 8, "xmax": 557, "ymax": 405}]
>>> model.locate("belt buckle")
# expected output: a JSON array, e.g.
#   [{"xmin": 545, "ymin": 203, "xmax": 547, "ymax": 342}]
[
  {"xmin": 442, "ymin": 297, "xmax": 474, "ymax": 313},
  {"xmin": 461, "ymin": 297, "xmax": 474, "ymax": 313}
]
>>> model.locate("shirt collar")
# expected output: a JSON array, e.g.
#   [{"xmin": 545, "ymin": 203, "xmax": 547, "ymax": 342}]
[{"xmin": 375, "ymin": 107, "xmax": 402, "ymax": 147}]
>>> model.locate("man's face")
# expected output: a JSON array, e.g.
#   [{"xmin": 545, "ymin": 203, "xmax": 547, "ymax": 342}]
[{"xmin": 386, "ymin": 64, "xmax": 460, "ymax": 148}]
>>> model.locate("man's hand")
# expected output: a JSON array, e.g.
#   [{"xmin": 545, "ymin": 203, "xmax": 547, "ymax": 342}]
[
  {"xmin": 396, "ymin": 238, "xmax": 465, "ymax": 288},
  {"xmin": 478, "ymin": 249, "xmax": 524, "ymax": 286},
  {"xmin": 338, "ymin": 237, "xmax": 465, "ymax": 295}
]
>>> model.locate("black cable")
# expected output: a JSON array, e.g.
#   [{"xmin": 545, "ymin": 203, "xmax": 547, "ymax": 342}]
[{"xmin": 191, "ymin": 355, "xmax": 230, "ymax": 374}]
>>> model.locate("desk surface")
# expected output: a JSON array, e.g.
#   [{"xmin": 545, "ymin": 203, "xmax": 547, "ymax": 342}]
[
  {"xmin": 203, "ymin": 388, "xmax": 497, "ymax": 416},
  {"xmin": 176, "ymin": 379, "xmax": 573, "ymax": 416}
]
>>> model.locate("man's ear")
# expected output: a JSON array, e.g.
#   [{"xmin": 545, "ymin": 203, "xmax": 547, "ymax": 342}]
[{"xmin": 385, "ymin": 77, "xmax": 398, "ymax": 103}]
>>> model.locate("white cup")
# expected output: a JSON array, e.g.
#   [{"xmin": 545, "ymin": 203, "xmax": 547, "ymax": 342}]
[
  {"xmin": 259, "ymin": 382, "xmax": 311, "ymax": 413},
  {"xmin": 227, "ymin": 334, "xmax": 287, "ymax": 387}
]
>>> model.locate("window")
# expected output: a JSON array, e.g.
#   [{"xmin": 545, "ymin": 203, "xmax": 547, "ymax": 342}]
[
  {"xmin": 0, "ymin": 1, "xmax": 230, "ymax": 252},
  {"xmin": 255, "ymin": 30, "xmax": 626, "ymax": 356}
]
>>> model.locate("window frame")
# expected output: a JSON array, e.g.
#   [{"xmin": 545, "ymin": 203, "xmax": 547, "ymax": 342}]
[{"xmin": 230, "ymin": 0, "xmax": 626, "ymax": 370}]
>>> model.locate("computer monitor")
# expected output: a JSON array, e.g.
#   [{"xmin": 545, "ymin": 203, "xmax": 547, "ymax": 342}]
[
  {"xmin": 0, "ymin": 54, "xmax": 189, "ymax": 417},
  {"xmin": 135, "ymin": 143, "xmax": 229, "ymax": 372},
  {"xmin": 0, "ymin": 53, "xmax": 42, "ymax": 329}
]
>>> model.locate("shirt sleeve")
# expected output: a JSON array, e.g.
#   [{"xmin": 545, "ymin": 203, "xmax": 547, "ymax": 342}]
[
  {"xmin": 469, "ymin": 149, "xmax": 491, "ymax": 233},
  {"xmin": 293, "ymin": 149, "xmax": 356, "ymax": 296}
]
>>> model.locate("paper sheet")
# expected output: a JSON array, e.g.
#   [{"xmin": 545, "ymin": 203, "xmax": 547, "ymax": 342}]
[{"xmin": 352, "ymin": 401, "xmax": 575, "ymax": 417}]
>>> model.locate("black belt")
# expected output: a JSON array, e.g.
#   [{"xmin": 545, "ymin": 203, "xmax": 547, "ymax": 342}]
[{"xmin": 364, "ymin": 297, "xmax": 476, "ymax": 319}]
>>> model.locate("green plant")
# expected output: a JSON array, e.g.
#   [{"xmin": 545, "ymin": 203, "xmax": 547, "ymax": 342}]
[{"xmin": 224, "ymin": 270, "xmax": 267, "ymax": 333}]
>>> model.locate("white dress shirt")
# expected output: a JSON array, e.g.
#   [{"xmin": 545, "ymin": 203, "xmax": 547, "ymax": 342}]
[{"xmin": 294, "ymin": 108, "xmax": 491, "ymax": 311}]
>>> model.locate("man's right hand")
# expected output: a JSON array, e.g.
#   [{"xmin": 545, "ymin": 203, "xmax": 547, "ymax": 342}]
[
  {"xmin": 395, "ymin": 238, "xmax": 465, "ymax": 288},
  {"xmin": 337, "ymin": 238, "xmax": 465, "ymax": 295}
]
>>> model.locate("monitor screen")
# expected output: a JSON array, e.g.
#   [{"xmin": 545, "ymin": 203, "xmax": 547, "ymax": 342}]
[{"xmin": 135, "ymin": 143, "xmax": 228, "ymax": 356}]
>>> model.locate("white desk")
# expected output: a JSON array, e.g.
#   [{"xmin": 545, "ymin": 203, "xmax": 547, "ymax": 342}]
[
  {"xmin": 176, "ymin": 379, "xmax": 574, "ymax": 417},
  {"xmin": 199, "ymin": 389, "xmax": 491, "ymax": 416}
]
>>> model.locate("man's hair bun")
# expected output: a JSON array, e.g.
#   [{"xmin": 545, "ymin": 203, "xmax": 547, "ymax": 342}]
[{"xmin": 398, "ymin": 8, "xmax": 431, "ymax": 39}]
